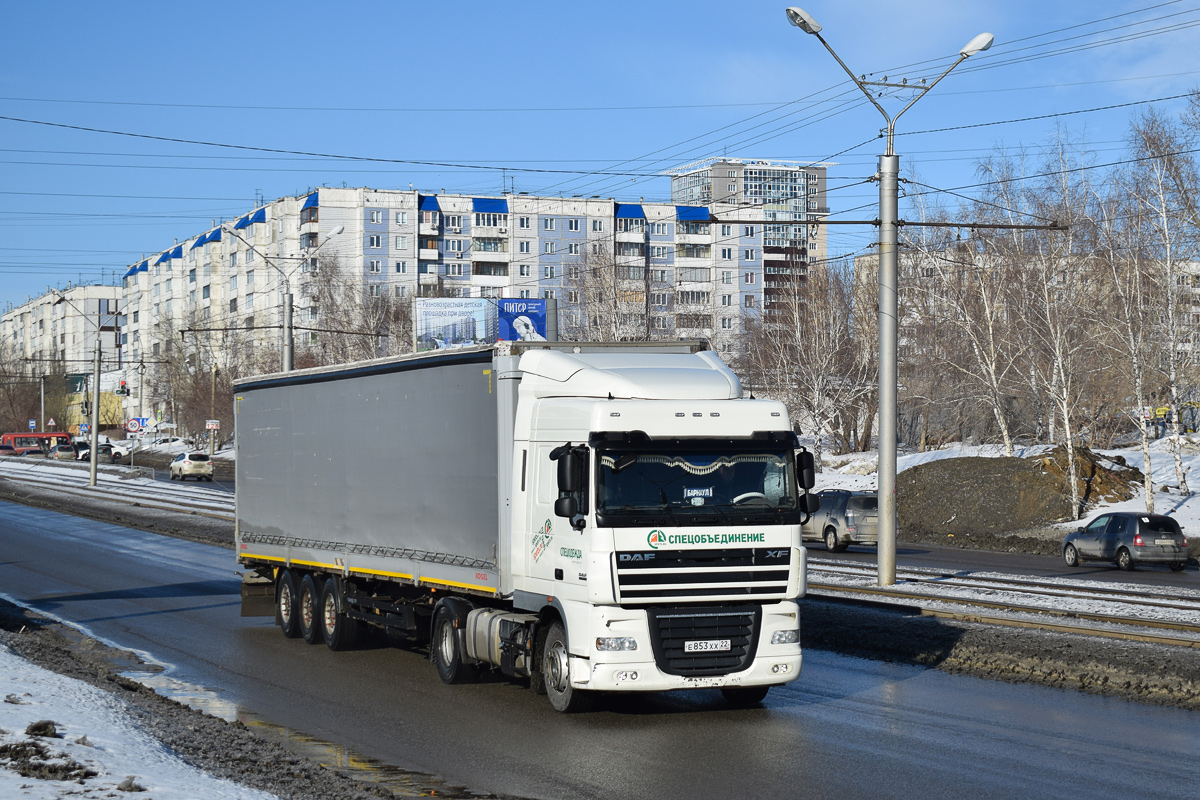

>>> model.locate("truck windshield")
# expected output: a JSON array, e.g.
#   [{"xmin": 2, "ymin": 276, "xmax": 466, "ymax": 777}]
[{"xmin": 596, "ymin": 448, "xmax": 800, "ymax": 527}]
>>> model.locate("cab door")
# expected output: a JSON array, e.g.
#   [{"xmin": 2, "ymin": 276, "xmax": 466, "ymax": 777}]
[{"xmin": 1075, "ymin": 515, "xmax": 1111, "ymax": 558}]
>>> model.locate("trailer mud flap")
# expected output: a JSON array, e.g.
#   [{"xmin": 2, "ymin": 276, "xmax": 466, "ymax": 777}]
[{"xmin": 240, "ymin": 573, "xmax": 277, "ymax": 617}]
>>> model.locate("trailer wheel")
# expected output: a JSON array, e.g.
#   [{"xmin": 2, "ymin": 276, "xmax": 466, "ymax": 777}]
[
  {"xmin": 276, "ymin": 570, "xmax": 301, "ymax": 639},
  {"xmin": 431, "ymin": 604, "xmax": 478, "ymax": 684},
  {"xmin": 298, "ymin": 574, "xmax": 323, "ymax": 645},
  {"xmin": 542, "ymin": 621, "xmax": 594, "ymax": 713},
  {"xmin": 720, "ymin": 686, "xmax": 770, "ymax": 708},
  {"xmin": 320, "ymin": 577, "xmax": 359, "ymax": 651}
]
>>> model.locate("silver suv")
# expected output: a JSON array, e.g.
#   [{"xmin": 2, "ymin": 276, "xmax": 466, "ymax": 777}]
[{"xmin": 802, "ymin": 489, "xmax": 880, "ymax": 552}]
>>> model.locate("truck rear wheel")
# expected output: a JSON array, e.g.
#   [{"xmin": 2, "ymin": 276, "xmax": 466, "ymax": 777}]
[
  {"xmin": 298, "ymin": 574, "xmax": 323, "ymax": 645},
  {"xmin": 721, "ymin": 685, "xmax": 770, "ymax": 707},
  {"xmin": 276, "ymin": 570, "xmax": 301, "ymax": 639},
  {"xmin": 431, "ymin": 604, "xmax": 478, "ymax": 684},
  {"xmin": 320, "ymin": 577, "xmax": 359, "ymax": 651},
  {"xmin": 542, "ymin": 621, "xmax": 594, "ymax": 713}
]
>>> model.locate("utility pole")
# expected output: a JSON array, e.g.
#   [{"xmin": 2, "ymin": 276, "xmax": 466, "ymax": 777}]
[
  {"xmin": 39, "ymin": 374, "xmax": 45, "ymax": 431},
  {"xmin": 210, "ymin": 362, "xmax": 218, "ymax": 456}
]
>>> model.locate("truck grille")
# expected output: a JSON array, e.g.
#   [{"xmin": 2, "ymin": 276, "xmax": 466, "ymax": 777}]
[
  {"xmin": 647, "ymin": 605, "xmax": 761, "ymax": 677},
  {"xmin": 614, "ymin": 548, "xmax": 790, "ymax": 602}
]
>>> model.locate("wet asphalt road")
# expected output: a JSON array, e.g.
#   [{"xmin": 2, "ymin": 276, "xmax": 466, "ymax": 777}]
[{"xmin": 1, "ymin": 499, "xmax": 1198, "ymax": 800}]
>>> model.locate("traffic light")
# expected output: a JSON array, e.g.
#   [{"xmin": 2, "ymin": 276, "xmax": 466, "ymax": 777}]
[{"xmin": 119, "ymin": 380, "xmax": 130, "ymax": 396}]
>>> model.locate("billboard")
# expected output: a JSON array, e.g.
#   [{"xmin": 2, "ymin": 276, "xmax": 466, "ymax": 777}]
[
  {"xmin": 414, "ymin": 298, "xmax": 498, "ymax": 351},
  {"xmin": 497, "ymin": 299, "xmax": 547, "ymax": 342}
]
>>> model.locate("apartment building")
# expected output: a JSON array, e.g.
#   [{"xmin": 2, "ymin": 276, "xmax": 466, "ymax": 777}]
[
  {"xmin": 669, "ymin": 158, "xmax": 828, "ymax": 318},
  {"xmin": 1, "ymin": 284, "xmax": 123, "ymax": 373}
]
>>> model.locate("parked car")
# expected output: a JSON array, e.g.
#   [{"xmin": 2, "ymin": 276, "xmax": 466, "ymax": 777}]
[
  {"xmin": 0, "ymin": 444, "xmax": 23, "ymax": 457},
  {"xmin": 169, "ymin": 451, "xmax": 214, "ymax": 481},
  {"xmin": 76, "ymin": 443, "xmax": 119, "ymax": 463},
  {"xmin": 1063, "ymin": 512, "xmax": 1188, "ymax": 571},
  {"xmin": 154, "ymin": 436, "xmax": 194, "ymax": 447},
  {"xmin": 802, "ymin": 489, "xmax": 880, "ymax": 552},
  {"xmin": 45, "ymin": 444, "xmax": 78, "ymax": 460}
]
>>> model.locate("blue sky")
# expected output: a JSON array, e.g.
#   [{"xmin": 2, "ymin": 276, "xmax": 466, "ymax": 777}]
[{"xmin": 1, "ymin": 0, "xmax": 1198, "ymax": 309}]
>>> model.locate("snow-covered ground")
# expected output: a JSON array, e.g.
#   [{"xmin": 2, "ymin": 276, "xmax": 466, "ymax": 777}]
[
  {"xmin": 809, "ymin": 436, "xmax": 1200, "ymax": 536},
  {"xmin": 0, "ymin": 645, "xmax": 277, "ymax": 800}
]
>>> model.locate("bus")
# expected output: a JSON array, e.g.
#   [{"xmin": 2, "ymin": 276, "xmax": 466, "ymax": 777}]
[{"xmin": 0, "ymin": 432, "xmax": 72, "ymax": 455}]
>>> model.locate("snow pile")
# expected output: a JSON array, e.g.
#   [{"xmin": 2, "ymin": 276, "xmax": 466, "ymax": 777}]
[{"xmin": 0, "ymin": 644, "xmax": 278, "ymax": 799}]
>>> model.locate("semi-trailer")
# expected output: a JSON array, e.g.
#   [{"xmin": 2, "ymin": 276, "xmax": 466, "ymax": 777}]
[{"xmin": 234, "ymin": 340, "xmax": 817, "ymax": 711}]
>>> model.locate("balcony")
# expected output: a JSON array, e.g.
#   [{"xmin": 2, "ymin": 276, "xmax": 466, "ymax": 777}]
[
  {"xmin": 418, "ymin": 247, "xmax": 440, "ymax": 261},
  {"xmin": 615, "ymin": 229, "xmax": 645, "ymax": 244},
  {"xmin": 675, "ymin": 232, "xmax": 710, "ymax": 246}
]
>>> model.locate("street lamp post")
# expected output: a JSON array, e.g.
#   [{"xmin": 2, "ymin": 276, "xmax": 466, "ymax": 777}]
[
  {"xmin": 785, "ymin": 7, "xmax": 993, "ymax": 586},
  {"xmin": 51, "ymin": 292, "xmax": 115, "ymax": 488},
  {"xmin": 222, "ymin": 224, "xmax": 344, "ymax": 372}
]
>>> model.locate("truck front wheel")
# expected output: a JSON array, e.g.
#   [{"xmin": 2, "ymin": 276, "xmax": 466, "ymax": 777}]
[
  {"xmin": 541, "ymin": 621, "xmax": 594, "ymax": 713},
  {"xmin": 298, "ymin": 574, "xmax": 323, "ymax": 645},
  {"xmin": 431, "ymin": 604, "xmax": 478, "ymax": 684},
  {"xmin": 276, "ymin": 570, "xmax": 301, "ymax": 639}
]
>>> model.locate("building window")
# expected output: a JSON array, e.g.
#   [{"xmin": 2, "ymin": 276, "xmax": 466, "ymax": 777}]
[
  {"xmin": 229, "ymin": 297, "xmax": 237, "ymax": 312},
  {"xmin": 721, "ymin": 317, "xmax": 733, "ymax": 329},
  {"xmin": 544, "ymin": 289, "xmax": 555, "ymax": 299},
  {"xmin": 445, "ymin": 215, "xmax": 462, "ymax": 229},
  {"xmin": 519, "ymin": 265, "xmax": 531, "ymax": 277},
  {"xmin": 544, "ymin": 242, "xmax": 556, "ymax": 255},
  {"xmin": 519, "ymin": 241, "xmax": 531, "ymax": 254},
  {"xmin": 446, "ymin": 239, "xmax": 463, "ymax": 252},
  {"xmin": 567, "ymin": 290, "xmax": 579, "ymax": 303},
  {"xmin": 543, "ymin": 218, "xmax": 556, "ymax": 231},
  {"xmin": 188, "ymin": 269, "xmax": 196, "ymax": 283},
  {"xmin": 396, "ymin": 211, "xmax": 408, "ymax": 224},
  {"xmin": 245, "ymin": 293, "xmax": 255, "ymax": 310},
  {"xmin": 721, "ymin": 248, "xmax": 733, "ymax": 260},
  {"xmin": 309, "ymin": 307, "xmax": 318, "ymax": 320},
  {"xmin": 722, "ymin": 294, "xmax": 732, "ymax": 306},
  {"xmin": 519, "ymin": 216, "xmax": 530, "ymax": 229},
  {"xmin": 368, "ymin": 234, "xmax": 382, "ymax": 249},
  {"xmin": 246, "ymin": 270, "xmax": 254, "ymax": 286},
  {"xmin": 592, "ymin": 219, "xmax": 603, "ymax": 232},
  {"xmin": 369, "ymin": 210, "xmax": 383, "ymax": 224},
  {"xmin": 448, "ymin": 263, "xmax": 465, "ymax": 276},
  {"xmin": 396, "ymin": 235, "xmax": 408, "ymax": 249},
  {"xmin": 743, "ymin": 226, "xmax": 756, "ymax": 237},
  {"xmin": 302, "ymin": 232, "xmax": 319, "ymax": 249},
  {"xmin": 301, "ymin": 206, "xmax": 318, "ymax": 224},
  {"xmin": 651, "ymin": 293, "xmax": 668, "ymax": 306},
  {"xmin": 519, "ymin": 289, "xmax": 531, "ymax": 298},
  {"xmin": 568, "ymin": 218, "xmax": 580, "ymax": 232},
  {"xmin": 474, "ymin": 212, "xmax": 508, "ymax": 228},
  {"xmin": 421, "ymin": 209, "xmax": 438, "ymax": 224},
  {"xmin": 202, "ymin": 285, "xmax": 210, "ymax": 299},
  {"xmin": 744, "ymin": 295, "xmax": 757, "ymax": 308},
  {"xmin": 369, "ymin": 284, "xmax": 382, "ymax": 297},
  {"xmin": 568, "ymin": 242, "xmax": 581, "ymax": 255},
  {"xmin": 396, "ymin": 261, "xmax": 407, "ymax": 273},
  {"xmin": 722, "ymin": 271, "xmax": 733, "ymax": 284},
  {"xmin": 744, "ymin": 249, "xmax": 756, "ymax": 261},
  {"xmin": 544, "ymin": 266, "xmax": 556, "ymax": 279},
  {"xmin": 727, "ymin": 183, "xmax": 736, "ymax": 192},
  {"xmin": 309, "ymin": 332, "xmax": 318, "ymax": 345},
  {"xmin": 369, "ymin": 260, "xmax": 382, "ymax": 273},
  {"xmin": 649, "ymin": 222, "xmax": 667, "ymax": 235},
  {"xmin": 744, "ymin": 272, "xmax": 757, "ymax": 284},
  {"xmin": 229, "ymin": 275, "xmax": 237, "ymax": 291},
  {"xmin": 396, "ymin": 286, "xmax": 407, "ymax": 297}
]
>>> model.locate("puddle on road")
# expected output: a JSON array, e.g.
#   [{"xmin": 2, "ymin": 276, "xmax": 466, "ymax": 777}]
[{"xmin": 125, "ymin": 670, "xmax": 496, "ymax": 799}]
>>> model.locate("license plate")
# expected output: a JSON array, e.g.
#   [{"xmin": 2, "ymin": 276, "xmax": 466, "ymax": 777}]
[
  {"xmin": 684, "ymin": 639, "xmax": 731, "ymax": 653},
  {"xmin": 1155, "ymin": 538, "xmax": 1176, "ymax": 546}
]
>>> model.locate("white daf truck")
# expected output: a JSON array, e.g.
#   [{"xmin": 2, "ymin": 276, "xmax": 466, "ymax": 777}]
[{"xmin": 234, "ymin": 341, "xmax": 817, "ymax": 712}]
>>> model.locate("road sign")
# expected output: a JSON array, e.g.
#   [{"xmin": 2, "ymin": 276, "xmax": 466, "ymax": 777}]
[
  {"xmin": 28, "ymin": 419, "xmax": 35, "ymax": 430},
  {"xmin": 126, "ymin": 418, "xmax": 142, "ymax": 433},
  {"xmin": 47, "ymin": 417, "xmax": 56, "ymax": 428},
  {"xmin": 206, "ymin": 420, "xmax": 220, "ymax": 430},
  {"xmin": 79, "ymin": 423, "xmax": 89, "ymax": 434}
]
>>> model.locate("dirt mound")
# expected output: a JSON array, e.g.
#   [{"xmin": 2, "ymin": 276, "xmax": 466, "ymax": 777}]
[{"xmin": 897, "ymin": 447, "xmax": 1142, "ymax": 548}]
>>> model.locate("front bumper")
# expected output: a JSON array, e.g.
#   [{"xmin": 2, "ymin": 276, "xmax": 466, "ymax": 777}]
[{"xmin": 566, "ymin": 600, "xmax": 802, "ymax": 693}]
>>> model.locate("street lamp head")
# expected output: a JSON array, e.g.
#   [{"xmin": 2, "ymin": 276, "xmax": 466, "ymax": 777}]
[
  {"xmin": 330, "ymin": 225, "xmax": 345, "ymax": 236},
  {"xmin": 959, "ymin": 32, "xmax": 994, "ymax": 58},
  {"xmin": 785, "ymin": 7, "xmax": 821, "ymax": 34}
]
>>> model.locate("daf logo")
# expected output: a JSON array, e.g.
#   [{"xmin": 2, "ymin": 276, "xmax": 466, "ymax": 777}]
[
  {"xmin": 619, "ymin": 553, "xmax": 655, "ymax": 562},
  {"xmin": 766, "ymin": 549, "xmax": 786, "ymax": 559}
]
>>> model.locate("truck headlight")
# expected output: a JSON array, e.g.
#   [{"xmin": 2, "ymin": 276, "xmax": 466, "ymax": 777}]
[
  {"xmin": 596, "ymin": 637, "xmax": 638, "ymax": 651},
  {"xmin": 771, "ymin": 630, "xmax": 799, "ymax": 645}
]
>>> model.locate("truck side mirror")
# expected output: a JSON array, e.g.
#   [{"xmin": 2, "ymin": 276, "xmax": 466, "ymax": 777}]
[
  {"xmin": 796, "ymin": 450, "xmax": 815, "ymax": 490},
  {"xmin": 557, "ymin": 450, "xmax": 580, "ymax": 493},
  {"xmin": 803, "ymin": 493, "xmax": 820, "ymax": 514},
  {"xmin": 554, "ymin": 496, "xmax": 578, "ymax": 519}
]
